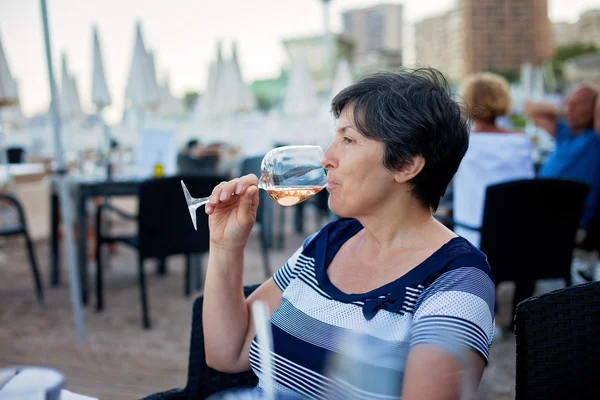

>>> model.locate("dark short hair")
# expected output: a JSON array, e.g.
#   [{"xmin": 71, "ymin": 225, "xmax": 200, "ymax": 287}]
[{"xmin": 331, "ymin": 67, "xmax": 469, "ymax": 211}]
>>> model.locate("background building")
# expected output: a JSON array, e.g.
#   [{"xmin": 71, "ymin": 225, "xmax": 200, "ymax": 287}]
[
  {"xmin": 415, "ymin": 9, "xmax": 464, "ymax": 82},
  {"xmin": 415, "ymin": 0, "xmax": 553, "ymax": 82},
  {"xmin": 341, "ymin": 3, "xmax": 403, "ymax": 74},
  {"xmin": 553, "ymin": 9, "xmax": 600, "ymax": 48}
]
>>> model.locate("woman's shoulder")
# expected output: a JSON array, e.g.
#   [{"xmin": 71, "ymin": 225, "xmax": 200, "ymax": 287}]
[
  {"xmin": 423, "ymin": 237, "xmax": 494, "ymax": 287},
  {"xmin": 412, "ymin": 238, "xmax": 496, "ymax": 363}
]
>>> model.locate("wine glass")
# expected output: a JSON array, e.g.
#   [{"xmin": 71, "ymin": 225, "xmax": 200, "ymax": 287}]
[{"xmin": 181, "ymin": 145, "xmax": 327, "ymax": 230}]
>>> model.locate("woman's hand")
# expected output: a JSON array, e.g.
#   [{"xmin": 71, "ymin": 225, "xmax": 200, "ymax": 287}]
[{"xmin": 205, "ymin": 174, "xmax": 260, "ymax": 251}]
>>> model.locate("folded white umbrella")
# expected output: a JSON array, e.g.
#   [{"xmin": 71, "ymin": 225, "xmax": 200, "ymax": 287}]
[
  {"xmin": 520, "ymin": 63, "xmax": 533, "ymax": 99},
  {"xmin": 91, "ymin": 26, "xmax": 111, "ymax": 110},
  {"xmin": 60, "ymin": 53, "xmax": 85, "ymax": 120},
  {"xmin": 125, "ymin": 22, "xmax": 159, "ymax": 111},
  {"xmin": 230, "ymin": 41, "xmax": 256, "ymax": 113},
  {"xmin": 158, "ymin": 72, "xmax": 186, "ymax": 118},
  {"xmin": 213, "ymin": 59, "xmax": 236, "ymax": 117},
  {"xmin": 192, "ymin": 41, "xmax": 224, "ymax": 121},
  {"xmin": 330, "ymin": 58, "xmax": 353, "ymax": 99},
  {"xmin": 0, "ymin": 33, "xmax": 18, "ymax": 107},
  {"xmin": 531, "ymin": 65, "xmax": 545, "ymax": 101},
  {"xmin": 0, "ymin": 32, "xmax": 20, "ymax": 191},
  {"xmin": 283, "ymin": 55, "xmax": 318, "ymax": 118},
  {"xmin": 145, "ymin": 49, "xmax": 158, "ymax": 93},
  {"xmin": 91, "ymin": 26, "xmax": 113, "ymax": 161},
  {"xmin": 0, "ymin": 103, "xmax": 27, "ymax": 129}
]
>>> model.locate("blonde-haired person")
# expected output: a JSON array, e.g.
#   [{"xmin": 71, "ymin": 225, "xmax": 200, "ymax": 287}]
[
  {"xmin": 453, "ymin": 72, "xmax": 535, "ymax": 248},
  {"xmin": 461, "ymin": 72, "xmax": 514, "ymax": 132}
]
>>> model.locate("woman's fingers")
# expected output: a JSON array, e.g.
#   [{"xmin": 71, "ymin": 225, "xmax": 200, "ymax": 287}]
[
  {"xmin": 234, "ymin": 174, "xmax": 259, "ymax": 196},
  {"xmin": 205, "ymin": 175, "xmax": 258, "ymax": 214}
]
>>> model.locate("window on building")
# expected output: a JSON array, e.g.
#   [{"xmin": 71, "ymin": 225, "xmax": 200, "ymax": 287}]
[
  {"xmin": 366, "ymin": 9, "xmax": 385, "ymax": 51},
  {"xmin": 513, "ymin": 5, "xmax": 521, "ymax": 17},
  {"xmin": 342, "ymin": 13, "xmax": 354, "ymax": 35}
]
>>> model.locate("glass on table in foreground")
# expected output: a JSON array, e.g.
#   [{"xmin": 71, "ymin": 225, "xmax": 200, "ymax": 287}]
[{"xmin": 181, "ymin": 145, "xmax": 327, "ymax": 230}]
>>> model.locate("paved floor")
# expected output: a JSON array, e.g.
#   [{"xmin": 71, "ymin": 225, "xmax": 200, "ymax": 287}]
[{"xmin": 0, "ymin": 206, "xmax": 518, "ymax": 399}]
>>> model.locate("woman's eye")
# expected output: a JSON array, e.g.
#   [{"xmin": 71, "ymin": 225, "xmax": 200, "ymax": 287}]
[{"xmin": 343, "ymin": 136, "xmax": 353, "ymax": 144}]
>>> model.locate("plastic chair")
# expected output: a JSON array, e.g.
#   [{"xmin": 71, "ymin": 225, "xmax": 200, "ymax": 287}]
[
  {"xmin": 141, "ymin": 285, "xmax": 260, "ymax": 399},
  {"xmin": 0, "ymin": 194, "xmax": 43, "ymax": 303},
  {"xmin": 176, "ymin": 154, "xmax": 219, "ymax": 175},
  {"xmin": 514, "ymin": 281, "xmax": 600, "ymax": 399},
  {"xmin": 95, "ymin": 175, "xmax": 226, "ymax": 329}
]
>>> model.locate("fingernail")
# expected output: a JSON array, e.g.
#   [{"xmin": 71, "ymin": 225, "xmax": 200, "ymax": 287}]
[
  {"xmin": 209, "ymin": 196, "xmax": 216, "ymax": 204},
  {"xmin": 235, "ymin": 184, "xmax": 243, "ymax": 194},
  {"xmin": 220, "ymin": 192, "xmax": 227, "ymax": 201},
  {"xmin": 205, "ymin": 206, "xmax": 212, "ymax": 213}
]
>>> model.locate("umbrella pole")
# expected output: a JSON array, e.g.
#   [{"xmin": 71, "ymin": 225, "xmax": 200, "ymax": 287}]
[{"xmin": 40, "ymin": 0, "xmax": 85, "ymax": 341}]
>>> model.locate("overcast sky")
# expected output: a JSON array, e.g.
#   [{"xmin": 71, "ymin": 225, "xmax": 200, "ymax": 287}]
[{"xmin": 1, "ymin": 0, "xmax": 598, "ymax": 122}]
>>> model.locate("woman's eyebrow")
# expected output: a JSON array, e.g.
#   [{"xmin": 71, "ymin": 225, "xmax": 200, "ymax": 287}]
[{"xmin": 337, "ymin": 125, "xmax": 357, "ymax": 133}]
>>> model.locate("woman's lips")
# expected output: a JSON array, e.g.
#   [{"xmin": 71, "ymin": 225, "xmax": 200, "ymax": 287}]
[{"xmin": 326, "ymin": 180, "xmax": 339, "ymax": 190}]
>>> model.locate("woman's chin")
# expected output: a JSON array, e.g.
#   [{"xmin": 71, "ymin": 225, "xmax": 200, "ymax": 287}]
[{"xmin": 328, "ymin": 199, "xmax": 349, "ymax": 219}]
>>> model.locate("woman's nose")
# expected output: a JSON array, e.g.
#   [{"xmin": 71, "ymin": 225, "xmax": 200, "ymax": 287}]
[{"xmin": 321, "ymin": 143, "xmax": 337, "ymax": 170}]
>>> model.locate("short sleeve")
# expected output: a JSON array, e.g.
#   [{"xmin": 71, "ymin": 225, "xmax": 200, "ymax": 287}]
[
  {"xmin": 409, "ymin": 266, "xmax": 495, "ymax": 363},
  {"xmin": 272, "ymin": 232, "xmax": 318, "ymax": 291}
]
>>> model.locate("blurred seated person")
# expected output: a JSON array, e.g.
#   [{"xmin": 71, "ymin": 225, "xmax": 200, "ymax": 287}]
[
  {"xmin": 524, "ymin": 85, "xmax": 600, "ymax": 233},
  {"xmin": 202, "ymin": 142, "xmax": 243, "ymax": 177},
  {"xmin": 596, "ymin": 91, "xmax": 600, "ymax": 135},
  {"xmin": 107, "ymin": 138, "xmax": 124, "ymax": 176},
  {"xmin": 177, "ymin": 139, "xmax": 221, "ymax": 175},
  {"xmin": 179, "ymin": 139, "xmax": 202, "ymax": 158},
  {"xmin": 454, "ymin": 72, "xmax": 535, "ymax": 247}
]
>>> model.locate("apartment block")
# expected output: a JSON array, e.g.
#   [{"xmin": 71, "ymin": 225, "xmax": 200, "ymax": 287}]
[
  {"xmin": 342, "ymin": 4, "xmax": 403, "ymax": 73},
  {"xmin": 415, "ymin": 0, "xmax": 552, "ymax": 81}
]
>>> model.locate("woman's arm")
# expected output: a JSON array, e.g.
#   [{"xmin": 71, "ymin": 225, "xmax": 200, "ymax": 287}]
[
  {"xmin": 402, "ymin": 259, "xmax": 495, "ymax": 399},
  {"xmin": 402, "ymin": 344, "xmax": 486, "ymax": 400},
  {"xmin": 594, "ymin": 95, "xmax": 600, "ymax": 135},
  {"xmin": 201, "ymin": 174, "xmax": 283, "ymax": 373},
  {"xmin": 203, "ymin": 267, "xmax": 283, "ymax": 373},
  {"xmin": 523, "ymin": 101, "xmax": 560, "ymax": 137}
]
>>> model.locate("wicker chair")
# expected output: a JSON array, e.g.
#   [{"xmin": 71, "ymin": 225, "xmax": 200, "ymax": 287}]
[
  {"xmin": 141, "ymin": 285, "xmax": 260, "ymax": 400},
  {"xmin": 514, "ymin": 281, "xmax": 600, "ymax": 399}
]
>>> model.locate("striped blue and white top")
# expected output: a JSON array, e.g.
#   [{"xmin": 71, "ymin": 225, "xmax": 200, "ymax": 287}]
[{"xmin": 249, "ymin": 218, "xmax": 495, "ymax": 400}]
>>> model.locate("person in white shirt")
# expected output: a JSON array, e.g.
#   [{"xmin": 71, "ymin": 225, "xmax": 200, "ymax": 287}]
[{"xmin": 453, "ymin": 72, "xmax": 535, "ymax": 248}]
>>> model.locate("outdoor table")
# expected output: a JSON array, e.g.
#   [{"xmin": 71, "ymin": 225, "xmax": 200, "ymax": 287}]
[{"xmin": 49, "ymin": 175, "xmax": 142, "ymax": 303}]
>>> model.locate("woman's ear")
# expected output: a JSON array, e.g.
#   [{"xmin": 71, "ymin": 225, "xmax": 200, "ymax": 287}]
[{"xmin": 394, "ymin": 155, "xmax": 425, "ymax": 183}]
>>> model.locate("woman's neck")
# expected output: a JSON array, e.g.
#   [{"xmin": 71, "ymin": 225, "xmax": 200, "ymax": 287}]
[{"xmin": 354, "ymin": 193, "xmax": 440, "ymax": 256}]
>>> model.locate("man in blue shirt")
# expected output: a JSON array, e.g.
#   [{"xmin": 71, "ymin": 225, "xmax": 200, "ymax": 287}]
[
  {"xmin": 595, "ymin": 93, "xmax": 600, "ymax": 135},
  {"xmin": 524, "ymin": 86, "xmax": 599, "ymax": 231}
]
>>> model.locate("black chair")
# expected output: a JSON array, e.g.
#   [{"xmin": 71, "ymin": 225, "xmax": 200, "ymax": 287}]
[
  {"xmin": 95, "ymin": 175, "xmax": 226, "ymax": 329},
  {"xmin": 141, "ymin": 285, "xmax": 260, "ymax": 400},
  {"xmin": 294, "ymin": 189, "xmax": 330, "ymax": 234},
  {"xmin": 6, "ymin": 147, "xmax": 25, "ymax": 164},
  {"xmin": 0, "ymin": 194, "xmax": 43, "ymax": 303},
  {"xmin": 514, "ymin": 281, "xmax": 600, "ymax": 399},
  {"xmin": 240, "ymin": 156, "xmax": 272, "ymax": 279},
  {"xmin": 177, "ymin": 154, "xmax": 219, "ymax": 175},
  {"xmin": 438, "ymin": 179, "xmax": 589, "ymax": 321}
]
